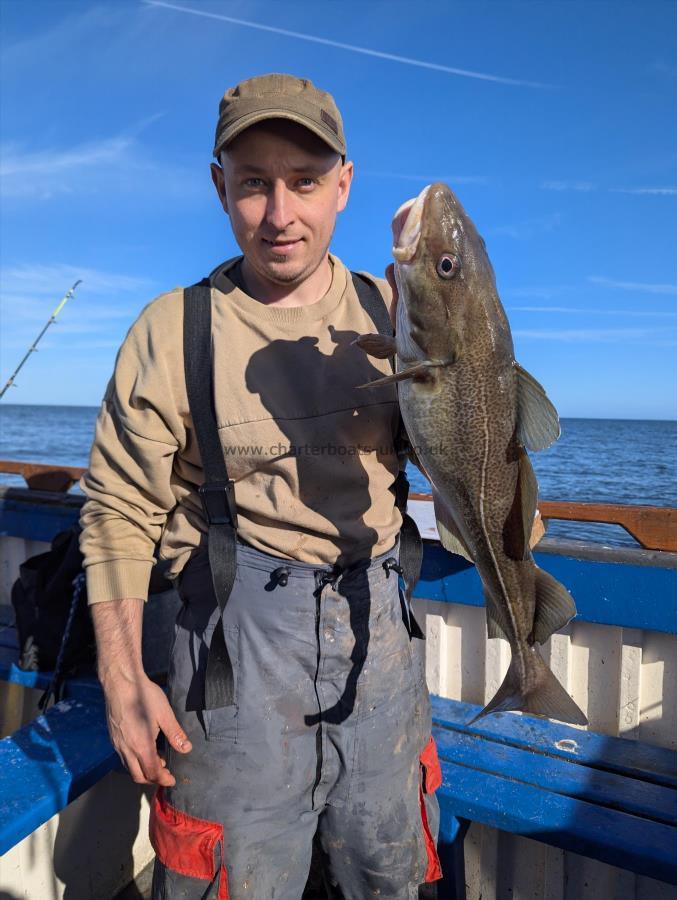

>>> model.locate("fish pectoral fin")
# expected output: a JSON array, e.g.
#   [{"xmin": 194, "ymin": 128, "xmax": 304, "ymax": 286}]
[
  {"xmin": 432, "ymin": 487, "xmax": 474, "ymax": 562},
  {"xmin": 486, "ymin": 616, "xmax": 508, "ymax": 641},
  {"xmin": 531, "ymin": 567, "xmax": 577, "ymax": 644},
  {"xmin": 352, "ymin": 333, "xmax": 397, "ymax": 359},
  {"xmin": 502, "ymin": 449, "xmax": 538, "ymax": 561},
  {"xmin": 356, "ymin": 361, "xmax": 435, "ymax": 389},
  {"xmin": 514, "ymin": 361, "xmax": 561, "ymax": 451}
]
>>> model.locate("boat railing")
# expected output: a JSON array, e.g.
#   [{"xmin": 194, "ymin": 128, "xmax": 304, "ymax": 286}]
[
  {"xmin": 0, "ymin": 459, "xmax": 675, "ymax": 552},
  {"xmin": 409, "ymin": 491, "xmax": 676, "ymax": 552}
]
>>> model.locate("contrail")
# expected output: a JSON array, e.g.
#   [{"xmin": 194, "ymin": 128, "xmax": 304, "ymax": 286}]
[{"xmin": 144, "ymin": 0, "xmax": 551, "ymax": 89}]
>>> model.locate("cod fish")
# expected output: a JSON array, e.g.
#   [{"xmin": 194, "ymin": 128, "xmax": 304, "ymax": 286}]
[{"xmin": 357, "ymin": 182, "xmax": 587, "ymax": 726}]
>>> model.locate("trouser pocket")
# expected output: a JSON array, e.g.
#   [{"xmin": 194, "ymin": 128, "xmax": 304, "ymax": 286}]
[
  {"xmin": 150, "ymin": 788, "xmax": 230, "ymax": 899},
  {"xmin": 419, "ymin": 735, "xmax": 443, "ymax": 884}
]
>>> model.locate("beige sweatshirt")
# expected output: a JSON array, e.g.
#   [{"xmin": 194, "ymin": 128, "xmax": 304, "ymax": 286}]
[{"xmin": 79, "ymin": 253, "xmax": 403, "ymax": 605}]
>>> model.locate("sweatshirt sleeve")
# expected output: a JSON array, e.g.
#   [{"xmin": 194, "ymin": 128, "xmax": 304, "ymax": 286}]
[{"xmin": 79, "ymin": 292, "xmax": 186, "ymax": 604}]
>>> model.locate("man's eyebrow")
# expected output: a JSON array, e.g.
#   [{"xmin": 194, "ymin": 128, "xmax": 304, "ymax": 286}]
[{"xmin": 233, "ymin": 162, "xmax": 331, "ymax": 176}]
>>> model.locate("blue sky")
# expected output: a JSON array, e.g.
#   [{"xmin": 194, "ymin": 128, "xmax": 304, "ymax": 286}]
[{"xmin": 1, "ymin": 0, "xmax": 675, "ymax": 418}]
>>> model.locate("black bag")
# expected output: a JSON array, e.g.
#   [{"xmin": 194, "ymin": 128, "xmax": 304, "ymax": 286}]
[{"xmin": 10, "ymin": 523, "xmax": 95, "ymax": 705}]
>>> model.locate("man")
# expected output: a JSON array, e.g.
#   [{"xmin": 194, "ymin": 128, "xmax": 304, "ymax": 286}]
[{"xmin": 80, "ymin": 73, "xmax": 442, "ymax": 900}]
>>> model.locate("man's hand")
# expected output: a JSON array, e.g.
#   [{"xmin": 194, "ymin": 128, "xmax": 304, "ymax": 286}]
[
  {"xmin": 101, "ymin": 667, "xmax": 192, "ymax": 786},
  {"xmin": 92, "ymin": 596, "xmax": 192, "ymax": 786}
]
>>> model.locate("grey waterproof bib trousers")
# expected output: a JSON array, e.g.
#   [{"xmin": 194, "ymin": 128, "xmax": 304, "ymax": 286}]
[{"xmin": 150, "ymin": 539, "xmax": 442, "ymax": 899}]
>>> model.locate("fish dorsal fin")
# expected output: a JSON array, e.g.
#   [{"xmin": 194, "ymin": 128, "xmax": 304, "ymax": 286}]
[
  {"xmin": 531, "ymin": 567, "xmax": 577, "ymax": 644},
  {"xmin": 502, "ymin": 448, "xmax": 538, "ymax": 561},
  {"xmin": 514, "ymin": 362, "xmax": 561, "ymax": 451},
  {"xmin": 432, "ymin": 486, "xmax": 474, "ymax": 562}
]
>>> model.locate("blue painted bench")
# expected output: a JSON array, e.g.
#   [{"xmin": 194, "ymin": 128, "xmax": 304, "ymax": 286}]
[
  {"xmin": 0, "ymin": 601, "xmax": 120, "ymax": 856},
  {"xmin": 3, "ymin": 686, "xmax": 676, "ymax": 889},
  {"xmin": 2, "ymin": 487, "xmax": 677, "ymax": 894},
  {"xmin": 431, "ymin": 697, "xmax": 677, "ymax": 895}
]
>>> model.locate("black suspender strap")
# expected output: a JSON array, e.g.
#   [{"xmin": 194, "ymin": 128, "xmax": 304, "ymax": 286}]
[
  {"xmin": 350, "ymin": 272, "xmax": 424, "ymax": 640},
  {"xmin": 183, "ymin": 280, "xmax": 238, "ymax": 709},
  {"xmin": 350, "ymin": 271, "xmax": 394, "ymax": 351}
]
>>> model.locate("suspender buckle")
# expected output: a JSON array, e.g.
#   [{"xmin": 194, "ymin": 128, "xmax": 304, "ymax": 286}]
[{"xmin": 199, "ymin": 480, "xmax": 238, "ymax": 527}]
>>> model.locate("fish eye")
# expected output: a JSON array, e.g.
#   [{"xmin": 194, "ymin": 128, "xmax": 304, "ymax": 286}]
[{"xmin": 437, "ymin": 254, "xmax": 460, "ymax": 279}]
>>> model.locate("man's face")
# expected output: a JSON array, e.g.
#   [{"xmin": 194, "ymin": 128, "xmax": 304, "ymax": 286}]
[{"xmin": 211, "ymin": 119, "xmax": 353, "ymax": 286}]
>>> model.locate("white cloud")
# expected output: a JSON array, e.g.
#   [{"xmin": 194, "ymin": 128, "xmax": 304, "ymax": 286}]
[
  {"xmin": 610, "ymin": 187, "xmax": 677, "ymax": 196},
  {"xmin": 650, "ymin": 60, "xmax": 677, "ymax": 78},
  {"xmin": 488, "ymin": 213, "xmax": 562, "ymax": 240},
  {"xmin": 508, "ymin": 306, "xmax": 677, "ymax": 318},
  {"xmin": 539, "ymin": 180, "xmax": 677, "ymax": 197},
  {"xmin": 0, "ymin": 263, "xmax": 156, "ymax": 356},
  {"xmin": 1, "ymin": 263, "xmax": 153, "ymax": 297},
  {"xmin": 505, "ymin": 285, "xmax": 577, "ymax": 300},
  {"xmin": 1, "ymin": 138, "xmax": 133, "ymax": 180},
  {"xmin": 0, "ymin": 126, "xmax": 202, "ymax": 202},
  {"xmin": 541, "ymin": 180, "xmax": 597, "ymax": 192},
  {"xmin": 513, "ymin": 327, "xmax": 664, "ymax": 342},
  {"xmin": 588, "ymin": 277, "xmax": 677, "ymax": 295}
]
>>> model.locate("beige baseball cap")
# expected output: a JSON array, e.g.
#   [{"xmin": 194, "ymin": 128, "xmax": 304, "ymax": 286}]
[{"xmin": 213, "ymin": 73, "xmax": 346, "ymax": 160}]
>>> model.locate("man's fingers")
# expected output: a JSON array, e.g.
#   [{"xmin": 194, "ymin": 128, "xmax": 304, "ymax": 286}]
[
  {"xmin": 121, "ymin": 750, "xmax": 151, "ymax": 786},
  {"xmin": 530, "ymin": 509, "xmax": 546, "ymax": 548},
  {"xmin": 385, "ymin": 263, "xmax": 398, "ymax": 329},
  {"xmin": 138, "ymin": 749, "xmax": 176, "ymax": 787},
  {"xmin": 157, "ymin": 706, "xmax": 192, "ymax": 754}
]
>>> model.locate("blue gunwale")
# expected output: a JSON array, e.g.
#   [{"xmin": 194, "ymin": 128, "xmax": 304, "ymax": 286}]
[
  {"xmin": 416, "ymin": 541, "xmax": 677, "ymax": 634},
  {"xmin": 2, "ymin": 488, "xmax": 677, "ymax": 634}
]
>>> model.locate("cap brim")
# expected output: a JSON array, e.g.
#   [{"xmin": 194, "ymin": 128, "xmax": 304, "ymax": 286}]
[{"xmin": 214, "ymin": 109, "xmax": 345, "ymax": 158}]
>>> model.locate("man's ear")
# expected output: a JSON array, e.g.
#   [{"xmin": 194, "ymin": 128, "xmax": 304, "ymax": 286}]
[
  {"xmin": 210, "ymin": 162, "xmax": 229, "ymax": 214},
  {"xmin": 336, "ymin": 159, "xmax": 354, "ymax": 213}
]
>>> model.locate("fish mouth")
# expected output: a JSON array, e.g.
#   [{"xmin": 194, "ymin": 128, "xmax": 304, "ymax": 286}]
[
  {"xmin": 392, "ymin": 185, "xmax": 431, "ymax": 262},
  {"xmin": 392, "ymin": 182, "xmax": 457, "ymax": 263}
]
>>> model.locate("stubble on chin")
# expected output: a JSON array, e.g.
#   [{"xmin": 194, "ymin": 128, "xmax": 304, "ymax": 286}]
[{"xmin": 255, "ymin": 246, "xmax": 330, "ymax": 286}]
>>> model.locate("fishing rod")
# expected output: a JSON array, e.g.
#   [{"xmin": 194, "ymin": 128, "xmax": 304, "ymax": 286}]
[{"xmin": 0, "ymin": 280, "xmax": 82, "ymax": 400}]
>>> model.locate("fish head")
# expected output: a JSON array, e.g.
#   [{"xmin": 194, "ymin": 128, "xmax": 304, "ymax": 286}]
[{"xmin": 392, "ymin": 181, "xmax": 498, "ymax": 362}]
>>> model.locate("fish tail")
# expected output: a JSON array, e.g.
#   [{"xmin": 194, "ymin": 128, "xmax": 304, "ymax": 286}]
[{"xmin": 470, "ymin": 645, "xmax": 588, "ymax": 726}]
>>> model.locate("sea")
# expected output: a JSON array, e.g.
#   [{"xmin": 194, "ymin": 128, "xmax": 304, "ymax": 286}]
[{"xmin": 0, "ymin": 404, "xmax": 675, "ymax": 548}]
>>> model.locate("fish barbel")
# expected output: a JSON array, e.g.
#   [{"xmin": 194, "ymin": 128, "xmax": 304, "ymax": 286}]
[{"xmin": 356, "ymin": 182, "xmax": 587, "ymax": 726}]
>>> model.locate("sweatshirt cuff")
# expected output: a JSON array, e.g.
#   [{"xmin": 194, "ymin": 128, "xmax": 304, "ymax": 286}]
[{"xmin": 86, "ymin": 559, "xmax": 154, "ymax": 605}]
